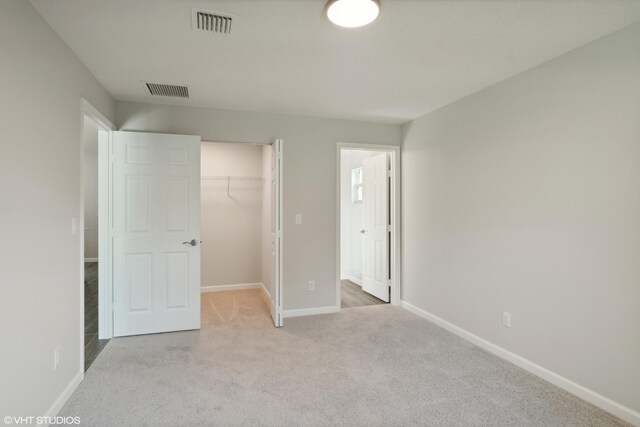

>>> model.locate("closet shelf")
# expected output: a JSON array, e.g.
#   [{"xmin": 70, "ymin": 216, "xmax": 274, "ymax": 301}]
[
  {"xmin": 201, "ymin": 175, "xmax": 264, "ymax": 197},
  {"xmin": 201, "ymin": 175, "xmax": 263, "ymax": 181}
]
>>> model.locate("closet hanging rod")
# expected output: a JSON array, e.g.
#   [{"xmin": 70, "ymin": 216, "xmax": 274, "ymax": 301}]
[
  {"xmin": 201, "ymin": 175, "xmax": 263, "ymax": 181},
  {"xmin": 202, "ymin": 175, "xmax": 263, "ymax": 197}
]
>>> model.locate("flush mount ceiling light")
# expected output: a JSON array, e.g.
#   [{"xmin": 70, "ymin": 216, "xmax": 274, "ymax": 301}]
[{"xmin": 326, "ymin": 0, "xmax": 381, "ymax": 28}]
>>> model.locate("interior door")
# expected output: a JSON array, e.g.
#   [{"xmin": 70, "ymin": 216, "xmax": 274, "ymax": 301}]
[
  {"xmin": 270, "ymin": 139, "xmax": 283, "ymax": 327},
  {"xmin": 362, "ymin": 152, "xmax": 390, "ymax": 302},
  {"xmin": 112, "ymin": 131, "xmax": 201, "ymax": 337}
]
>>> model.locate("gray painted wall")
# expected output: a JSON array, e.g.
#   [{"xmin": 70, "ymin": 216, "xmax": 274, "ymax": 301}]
[
  {"xmin": 402, "ymin": 23, "xmax": 640, "ymax": 414},
  {"xmin": 0, "ymin": 0, "xmax": 115, "ymax": 416},
  {"xmin": 116, "ymin": 102, "xmax": 402, "ymax": 311}
]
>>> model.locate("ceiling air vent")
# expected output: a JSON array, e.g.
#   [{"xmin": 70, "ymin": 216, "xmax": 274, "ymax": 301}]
[
  {"xmin": 192, "ymin": 9, "xmax": 233, "ymax": 35},
  {"xmin": 144, "ymin": 83, "xmax": 190, "ymax": 98}
]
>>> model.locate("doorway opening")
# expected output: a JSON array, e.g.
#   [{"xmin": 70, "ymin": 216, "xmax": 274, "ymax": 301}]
[
  {"xmin": 80, "ymin": 100, "xmax": 114, "ymax": 372},
  {"xmin": 82, "ymin": 115, "xmax": 108, "ymax": 370},
  {"xmin": 200, "ymin": 141, "xmax": 280, "ymax": 327},
  {"xmin": 337, "ymin": 144, "xmax": 401, "ymax": 309}
]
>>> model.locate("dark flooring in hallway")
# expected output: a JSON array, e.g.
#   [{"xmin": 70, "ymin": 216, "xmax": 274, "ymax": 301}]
[
  {"xmin": 340, "ymin": 279, "xmax": 387, "ymax": 308},
  {"xmin": 85, "ymin": 262, "xmax": 109, "ymax": 371}
]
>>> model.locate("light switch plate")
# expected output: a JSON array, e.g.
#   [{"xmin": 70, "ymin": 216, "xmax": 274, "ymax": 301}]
[{"xmin": 502, "ymin": 311, "xmax": 511, "ymax": 328}]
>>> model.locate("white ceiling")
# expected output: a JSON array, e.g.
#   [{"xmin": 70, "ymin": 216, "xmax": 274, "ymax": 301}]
[{"xmin": 30, "ymin": 0, "xmax": 640, "ymax": 124}]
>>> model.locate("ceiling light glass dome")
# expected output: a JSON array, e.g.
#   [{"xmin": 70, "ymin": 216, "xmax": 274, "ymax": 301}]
[{"xmin": 326, "ymin": 0, "xmax": 381, "ymax": 28}]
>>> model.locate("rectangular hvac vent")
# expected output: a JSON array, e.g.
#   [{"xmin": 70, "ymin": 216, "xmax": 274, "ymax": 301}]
[
  {"xmin": 193, "ymin": 10, "xmax": 233, "ymax": 34},
  {"xmin": 145, "ymin": 83, "xmax": 189, "ymax": 98}
]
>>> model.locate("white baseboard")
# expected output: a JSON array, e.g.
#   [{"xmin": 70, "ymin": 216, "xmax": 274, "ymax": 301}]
[
  {"xmin": 260, "ymin": 282, "xmax": 271, "ymax": 299},
  {"xmin": 45, "ymin": 370, "xmax": 82, "ymax": 418},
  {"xmin": 259, "ymin": 283, "xmax": 271, "ymax": 308},
  {"xmin": 200, "ymin": 283, "xmax": 262, "ymax": 293},
  {"xmin": 400, "ymin": 300, "xmax": 640, "ymax": 426},
  {"xmin": 283, "ymin": 305, "xmax": 340, "ymax": 318},
  {"xmin": 84, "ymin": 258, "xmax": 98, "ymax": 263},
  {"xmin": 348, "ymin": 276, "xmax": 363, "ymax": 286}
]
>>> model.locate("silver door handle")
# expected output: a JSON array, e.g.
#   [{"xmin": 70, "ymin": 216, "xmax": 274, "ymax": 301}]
[
  {"xmin": 361, "ymin": 229, "xmax": 367, "ymax": 234},
  {"xmin": 182, "ymin": 239, "xmax": 198, "ymax": 246}
]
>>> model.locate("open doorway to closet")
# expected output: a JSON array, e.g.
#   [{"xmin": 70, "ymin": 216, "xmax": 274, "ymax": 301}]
[
  {"xmin": 200, "ymin": 141, "xmax": 280, "ymax": 326},
  {"xmin": 338, "ymin": 144, "xmax": 401, "ymax": 309}
]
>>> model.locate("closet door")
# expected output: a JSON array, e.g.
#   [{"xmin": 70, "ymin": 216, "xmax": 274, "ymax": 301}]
[
  {"xmin": 270, "ymin": 139, "xmax": 283, "ymax": 327},
  {"xmin": 112, "ymin": 131, "xmax": 201, "ymax": 337}
]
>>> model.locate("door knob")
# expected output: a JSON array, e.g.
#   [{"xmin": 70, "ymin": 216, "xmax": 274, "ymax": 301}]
[
  {"xmin": 182, "ymin": 239, "xmax": 198, "ymax": 246},
  {"xmin": 361, "ymin": 229, "xmax": 367, "ymax": 234}
]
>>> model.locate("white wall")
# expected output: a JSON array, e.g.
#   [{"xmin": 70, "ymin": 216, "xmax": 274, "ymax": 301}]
[
  {"xmin": 116, "ymin": 102, "xmax": 401, "ymax": 311},
  {"xmin": 402, "ymin": 22, "xmax": 640, "ymax": 418},
  {"xmin": 0, "ymin": 0, "xmax": 115, "ymax": 416},
  {"xmin": 201, "ymin": 142, "xmax": 263, "ymax": 287},
  {"xmin": 261, "ymin": 144, "xmax": 274, "ymax": 298}
]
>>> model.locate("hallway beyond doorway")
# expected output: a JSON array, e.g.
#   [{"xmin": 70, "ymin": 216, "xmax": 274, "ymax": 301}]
[{"xmin": 340, "ymin": 280, "xmax": 386, "ymax": 309}]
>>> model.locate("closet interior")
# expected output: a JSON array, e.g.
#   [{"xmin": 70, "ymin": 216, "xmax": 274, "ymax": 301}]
[{"xmin": 200, "ymin": 141, "xmax": 275, "ymax": 325}]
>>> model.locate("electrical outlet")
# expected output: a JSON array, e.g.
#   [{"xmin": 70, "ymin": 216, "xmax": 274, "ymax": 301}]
[
  {"xmin": 308, "ymin": 280, "xmax": 315, "ymax": 291},
  {"xmin": 53, "ymin": 347, "xmax": 60, "ymax": 370},
  {"xmin": 71, "ymin": 218, "xmax": 78, "ymax": 235},
  {"xmin": 502, "ymin": 311, "xmax": 511, "ymax": 328},
  {"xmin": 295, "ymin": 214, "xmax": 303, "ymax": 225}
]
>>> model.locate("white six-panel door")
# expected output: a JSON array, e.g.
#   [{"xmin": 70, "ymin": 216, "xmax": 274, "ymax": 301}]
[
  {"xmin": 362, "ymin": 153, "xmax": 390, "ymax": 302},
  {"xmin": 112, "ymin": 131, "xmax": 201, "ymax": 337}
]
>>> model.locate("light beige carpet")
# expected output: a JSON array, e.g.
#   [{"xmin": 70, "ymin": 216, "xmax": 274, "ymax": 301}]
[
  {"xmin": 60, "ymin": 289, "xmax": 628, "ymax": 426},
  {"xmin": 201, "ymin": 289, "xmax": 271, "ymax": 327}
]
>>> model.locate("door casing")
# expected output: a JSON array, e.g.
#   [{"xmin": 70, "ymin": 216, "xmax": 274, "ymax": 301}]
[
  {"xmin": 80, "ymin": 98, "xmax": 115, "ymax": 379},
  {"xmin": 271, "ymin": 139, "xmax": 283, "ymax": 327}
]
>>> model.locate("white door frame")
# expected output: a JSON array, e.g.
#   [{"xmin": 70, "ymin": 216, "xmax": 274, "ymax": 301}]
[
  {"xmin": 273, "ymin": 139, "xmax": 284, "ymax": 327},
  {"xmin": 336, "ymin": 142, "xmax": 401, "ymax": 307},
  {"xmin": 79, "ymin": 99, "xmax": 115, "ymax": 378}
]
